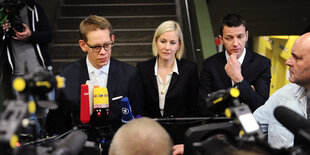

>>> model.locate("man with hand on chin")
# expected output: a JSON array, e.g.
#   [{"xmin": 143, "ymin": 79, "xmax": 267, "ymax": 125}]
[{"xmin": 199, "ymin": 13, "xmax": 271, "ymax": 115}]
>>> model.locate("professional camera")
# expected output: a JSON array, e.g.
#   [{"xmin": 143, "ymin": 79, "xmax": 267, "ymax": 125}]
[
  {"xmin": 0, "ymin": 66, "xmax": 65, "ymax": 155},
  {"xmin": 184, "ymin": 87, "xmax": 272, "ymax": 155},
  {"xmin": 0, "ymin": 0, "xmax": 29, "ymax": 37}
]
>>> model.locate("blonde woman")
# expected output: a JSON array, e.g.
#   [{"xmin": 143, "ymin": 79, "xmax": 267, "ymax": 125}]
[{"xmin": 136, "ymin": 20, "xmax": 199, "ymax": 144}]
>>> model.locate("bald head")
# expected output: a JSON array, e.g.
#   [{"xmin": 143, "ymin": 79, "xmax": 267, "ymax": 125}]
[
  {"xmin": 286, "ymin": 32, "xmax": 310, "ymax": 89},
  {"xmin": 294, "ymin": 32, "xmax": 310, "ymax": 49},
  {"xmin": 109, "ymin": 117, "xmax": 173, "ymax": 155}
]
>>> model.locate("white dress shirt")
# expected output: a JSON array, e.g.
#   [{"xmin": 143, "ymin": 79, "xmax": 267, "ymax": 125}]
[
  {"xmin": 225, "ymin": 48, "xmax": 246, "ymax": 86},
  {"xmin": 154, "ymin": 58, "xmax": 179, "ymax": 116},
  {"xmin": 86, "ymin": 55, "xmax": 110, "ymax": 87}
]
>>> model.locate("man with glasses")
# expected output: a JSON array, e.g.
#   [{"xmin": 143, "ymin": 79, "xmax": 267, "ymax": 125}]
[
  {"xmin": 46, "ymin": 15, "xmax": 144, "ymax": 143},
  {"xmin": 198, "ymin": 13, "xmax": 271, "ymax": 115}
]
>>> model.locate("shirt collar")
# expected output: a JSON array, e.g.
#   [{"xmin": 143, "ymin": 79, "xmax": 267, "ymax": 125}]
[
  {"xmin": 154, "ymin": 58, "xmax": 179, "ymax": 75},
  {"xmin": 86, "ymin": 55, "xmax": 110, "ymax": 74},
  {"xmin": 225, "ymin": 48, "xmax": 246, "ymax": 64},
  {"xmin": 295, "ymin": 86, "xmax": 307, "ymax": 101}
]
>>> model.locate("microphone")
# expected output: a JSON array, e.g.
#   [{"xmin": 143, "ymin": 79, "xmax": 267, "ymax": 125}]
[
  {"xmin": 80, "ymin": 84, "xmax": 90, "ymax": 124},
  {"xmin": 93, "ymin": 87, "xmax": 109, "ymax": 117},
  {"xmin": 51, "ymin": 130, "xmax": 87, "ymax": 155},
  {"xmin": 274, "ymin": 106, "xmax": 310, "ymax": 144},
  {"xmin": 121, "ymin": 97, "xmax": 134, "ymax": 123},
  {"xmin": 85, "ymin": 80, "xmax": 94, "ymax": 116},
  {"xmin": 205, "ymin": 87, "xmax": 240, "ymax": 108}
]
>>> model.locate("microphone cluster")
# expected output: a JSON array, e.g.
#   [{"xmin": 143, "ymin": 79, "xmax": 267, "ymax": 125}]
[
  {"xmin": 80, "ymin": 81, "xmax": 135, "ymax": 124},
  {"xmin": 80, "ymin": 82, "xmax": 109, "ymax": 124}
]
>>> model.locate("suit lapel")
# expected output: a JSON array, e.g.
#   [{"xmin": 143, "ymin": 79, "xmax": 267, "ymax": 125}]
[
  {"xmin": 149, "ymin": 58, "xmax": 158, "ymax": 92},
  {"xmin": 167, "ymin": 59, "xmax": 180, "ymax": 92},
  {"xmin": 80, "ymin": 58, "xmax": 90, "ymax": 85},
  {"xmin": 241, "ymin": 48, "xmax": 254, "ymax": 77},
  {"xmin": 107, "ymin": 58, "xmax": 119, "ymax": 99}
]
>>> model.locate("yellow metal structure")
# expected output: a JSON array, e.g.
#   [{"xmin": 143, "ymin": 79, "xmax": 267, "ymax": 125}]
[{"xmin": 253, "ymin": 35, "xmax": 299, "ymax": 95}]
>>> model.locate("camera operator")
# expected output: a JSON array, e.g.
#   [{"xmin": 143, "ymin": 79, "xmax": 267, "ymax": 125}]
[{"xmin": 0, "ymin": 0, "xmax": 52, "ymax": 100}]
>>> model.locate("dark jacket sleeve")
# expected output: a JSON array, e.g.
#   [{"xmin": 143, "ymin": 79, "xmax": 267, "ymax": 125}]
[
  {"xmin": 238, "ymin": 59, "xmax": 271, "ymax": 111},
  {"xmin": 198, "ymin": 60, "xmax": 216, "ymax": 116},
  {"xmin": 28, "ymin": 1, "xmax": 52, "ymax": 44},
  {"xmin": 128, "ymin": 68, "xmax": 144, "ymax": 116},
  {"xmin": 189, "ymin": 62, "xmax": 200, "ymax": 116},
  {"xmin": 199, "ymin": 60, "xmax": 214, "ymax": 99}
]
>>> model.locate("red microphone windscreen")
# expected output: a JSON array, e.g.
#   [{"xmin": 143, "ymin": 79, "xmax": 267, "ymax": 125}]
[{"xmin": 80, "ymin": 84, "xmax": 90, "ymax": 123}]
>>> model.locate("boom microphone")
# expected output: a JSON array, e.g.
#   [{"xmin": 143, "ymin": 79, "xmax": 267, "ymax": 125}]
[
  {"xmin": 274, "ymin": 106, "xmax": 310, "ymax": 144},
  {"xmin": 121, "ymin": 97, "xmax": 134, "ymax": 123},
  {"xmin": 51, "ymin": 130, "xmax": 87, "ymax": 155},
  {"xmin": 80, "ymin": 84, "xmax": 90, "ymax": 124}
]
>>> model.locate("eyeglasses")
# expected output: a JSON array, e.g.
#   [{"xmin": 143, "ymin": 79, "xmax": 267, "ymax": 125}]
[{"xmin": 84, "ymin": 41, "xmax": 114, "ymax": 53}]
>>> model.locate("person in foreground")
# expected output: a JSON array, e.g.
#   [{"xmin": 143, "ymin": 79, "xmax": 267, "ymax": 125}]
[
  {"xmin": 109, "ymin": 117, "xmax": 173, "ymax": 155},
  {"xmin": 199, "ymin": 13, "xmax": 271, "ymax": 115},
  {"xmin": 254, "ymin": 32, "xmax": 310, "ymax": 149},
  {"xmin": 46, "ymin": 15, "xmax": 144, "ymax": 136},
  {"xmin": 136, "ymin": 20, "xmax": 199, "ymax": 144}
]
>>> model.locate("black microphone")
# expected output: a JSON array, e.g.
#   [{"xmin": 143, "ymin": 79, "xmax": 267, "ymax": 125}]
[
  {"xmin": 274, "ymin": 106, "xmax": 310, "ymax": 144},
  {"xmin": 51, "ymin": 130, "xmax": 87, "ymax": 155}
]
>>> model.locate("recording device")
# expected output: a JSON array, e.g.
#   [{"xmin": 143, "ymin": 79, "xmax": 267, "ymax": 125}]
[
  {"xmin": 80, "ymin": 84, "xmax": 90, "ymax": 124},
  {"xmin": 206, "ymin": 88, "xmax": 240, "ymax": 106},
  {"xmin": 0, "ymin": 100, "xmax": 28, "ymax": 153},
  {"xmin": 205, "ymin": 87, "xmax": 240, "ymax": 114},
  {"xmin": 184, "ymin": 87, "xmax": 268, "ymax": 155},
  {"xmin": 13, "ymin": 67, "xmax": 64, "ymax": 97},
  {"xmin": 121, "ymin": 97, "xmax": 134, "ymax": 123},
  {"xmin": 184, "ymin": 122, "xmax": 239, "ymax": 155},
  {"xmin": 274, "ymin": 106, "xmax": 310, "ymax": 146},
  {"xmin": 0, "ymin": 0, "xmax": 31, "ymax": 37},
  {"xmin": 12, "ymin": 66, "xmax": 64, "ymax": 110},
  {"xmin": 85, "ymin": 80, "xmax": 94, "ymax": 116},
  {"xmin": 0, "ymin": 67, "xmax": 65, "ymax": 154},
  {"xmin": 225, "ymin": 105, "xmax": 260, "ymax": 135},
  {"xmin": 93, "ymin": 87, "xmax": 109, "ymax": 118}
]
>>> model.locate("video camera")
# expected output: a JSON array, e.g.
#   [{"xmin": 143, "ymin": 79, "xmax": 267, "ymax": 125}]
[
  {"xmin": 0, "ymin": 0, "xmax": 33, "ymax": 37},
  {"xmin": 184, "ymin": 87, "xmax": 270, "ymax": 155},
  {"xmin": 0, "ymin": 66, "xmax": 66, "ymax": 155}
]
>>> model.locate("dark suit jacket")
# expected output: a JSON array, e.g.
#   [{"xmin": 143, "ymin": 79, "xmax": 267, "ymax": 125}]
[
  {"xmin": 137, "ymin": 57, "xmax": 199, "ymax": 118},
  {"xmin": 46, "ymin": 58, "xmax": 144, "ymax": 135},
  {"xmin": 199, "ymin": 48, "xmax": 271, "ymax": 114},
  {"xmin": 137, "ymin": 57, "xmax": 199, "ymax": 144}
]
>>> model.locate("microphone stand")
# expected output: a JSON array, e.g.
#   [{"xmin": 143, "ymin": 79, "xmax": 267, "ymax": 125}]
[
  {"xmin": 153, "ymin": 117, "xmax": 232, "ymax": 126},
  {"xmin": 153, "ymin": 116, "xmax": 231, "ymax": 122}
]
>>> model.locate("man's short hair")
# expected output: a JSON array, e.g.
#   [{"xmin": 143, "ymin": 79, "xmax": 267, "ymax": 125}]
[
  {"xmin": 152, "ymin": 20, "xmax": 184, "ymax": 60},
  {"xmin": 79, "ymin": 15, "xmax": 114, "ymax": 42},
  {"xmin": 109, "ymin": 117, "xmax": 173, "ymax": 155},
  {"xmin": 219, "ymin": 13, "xmax": 248, "ymax": 36}
]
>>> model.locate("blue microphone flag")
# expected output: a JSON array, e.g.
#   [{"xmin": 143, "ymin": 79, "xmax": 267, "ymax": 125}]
[{"xmin": 121, "ymin": 97, "xmax": 134, "ymax": 123}]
